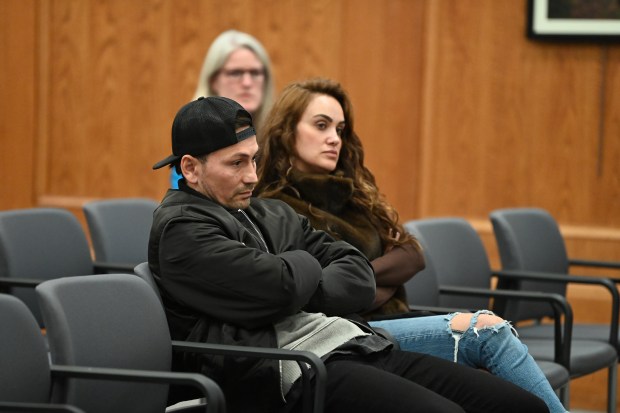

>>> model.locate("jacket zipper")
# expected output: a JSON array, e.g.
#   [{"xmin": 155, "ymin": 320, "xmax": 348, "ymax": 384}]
[{"xmin": 237, "ymin": 209, "xmax": 270, "ymax": 253}]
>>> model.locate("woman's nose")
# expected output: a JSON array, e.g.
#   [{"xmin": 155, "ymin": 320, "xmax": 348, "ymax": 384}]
[{"xmin": 327, "ymin": 131, "xmax": 341, "ymax": 145}]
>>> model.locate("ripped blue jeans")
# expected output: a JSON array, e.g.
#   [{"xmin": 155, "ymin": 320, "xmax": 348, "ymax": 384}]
[{"xmin": 369, "ymin": 310, "xmax": 567, "ymax": 413}]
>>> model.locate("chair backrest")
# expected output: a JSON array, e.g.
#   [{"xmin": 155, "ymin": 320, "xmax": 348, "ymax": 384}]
[
  {"xmin": 401, "ymin": 247, "xmax": 441, "ymax": 307},
  {"xmin": 134, "ymin": 261, "xmax": 163, "ymax": 303},
  {"xmin": 0, "ymin": 208, "xmax": 94, "ymax": 326},
  {"xmin": 36, "ymin": 274, "xmax": 172, "ymax": 413},
  {"xmin": 83, "ymin": 198, "xmax": 158, "ymax": 266},
  {"xmin": 490, "ymin": 207, "xmax": 569, "ymax": 322},
  {"xmin": 403, "ymin": 218, "xmax": 493, "ymax": 310},
  {"xmin": 0, "ymin": 293, "xmax": 52, "ymax": 404}
]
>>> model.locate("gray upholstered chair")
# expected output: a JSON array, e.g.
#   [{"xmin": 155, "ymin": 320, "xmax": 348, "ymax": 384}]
[
  {"xmin": 0, "ymin": 293, "xmax": 85, "ymax": 413},
  {"xmin": 83, "ymin": 198, "xmax": 159, "ymax": 273},
  {"xmin": 490, "ymin": 207, "xmax": 620, "ymax": 353},
  {"xmin": 134, "ymin": 261, "xmax": 163, "ymax": 303},
  {"xmin": 0, "ymin": 208, "xmax": 114, "ymax": 326},
  {"xmin": 36, "ymin": 274, "xmax": 225, "ymax": 413},
  {"xmin": 134, "ymin": 262, "xmax": 330, "ymax": 412},
  {"xmin": 37, "ymin": 273, "xmax": 326, "ymax": 413},
  {"xmin": 404, "ymin": 217, "xmax": 618, "ymax": 412},
  {"xmin": 402, "ymin": 220, "xmax": 571, "ymax": 399}
]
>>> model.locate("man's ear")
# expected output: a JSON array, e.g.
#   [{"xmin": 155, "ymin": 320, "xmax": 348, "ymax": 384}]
[{"xmin": 180, "ymin": 155, "xmax": 200, "ymax": 184}]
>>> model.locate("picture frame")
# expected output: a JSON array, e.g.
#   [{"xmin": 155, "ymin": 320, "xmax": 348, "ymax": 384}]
[{"xmin": 527, "ymin": 0, "xmax": 620, "ymax": 42}]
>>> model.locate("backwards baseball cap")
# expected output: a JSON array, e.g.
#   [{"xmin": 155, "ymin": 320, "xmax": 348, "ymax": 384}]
[{"xmin": 153, "ymin": 96, "xmax": 256, "ymax": 170}]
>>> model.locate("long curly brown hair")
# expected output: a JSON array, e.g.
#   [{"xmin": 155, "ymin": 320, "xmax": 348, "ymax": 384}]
[{"xmin": 256, "ymin": 78, "xmax": 418, "ymax": 250}]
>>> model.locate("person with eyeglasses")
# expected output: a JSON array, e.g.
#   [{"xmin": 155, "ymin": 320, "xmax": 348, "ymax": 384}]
[{"xmin": 171, "ymin": 30, "xmax": 275, "ymax": 188}]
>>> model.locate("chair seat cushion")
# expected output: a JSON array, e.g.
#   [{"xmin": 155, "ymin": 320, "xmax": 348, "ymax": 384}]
[
  {"xmin": 517, "ymin": 323, "xmax": 618, "ymax": 349},
  {"xmin": 534, "ymin": 360, "xmax": 569, "ymax": 390},
  {"xmin": 523, "ymin": 338, "xmax": 617, "ymax": 377}
]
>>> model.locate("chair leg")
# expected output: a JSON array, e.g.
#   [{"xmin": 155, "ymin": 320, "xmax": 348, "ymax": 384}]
[
  {"xmin": 557, "ymin": 384, "xmax": 570, "ymax": 411},
  {"xmin": 607, "ymin": 359, "xmax": 618, "ymax": 413}
]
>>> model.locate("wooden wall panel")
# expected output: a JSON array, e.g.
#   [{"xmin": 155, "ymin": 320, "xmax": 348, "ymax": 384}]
[
  {"xmin": 34, "ymin": 0, "xmax": 427, "ymax": 212},
  {"xmin": 420, "ymin": 1, "xmax": 615, "ymax": 223},
  {"xmin": 0, "ymin": 0, "xmax": 37, "ymax": 210},
  {"xmin": 2, "ymin": 0, "xmax": 617, "ymax": 234},
  {"xmin": 600, "ymin": 46, "xmax": 620, "ymax": 227},
  {"xmin": 340, "ymin": 0, "xmax": 426, "ymax": 220},
  {"xmin": 41, "ymin": 0, "xmax": 177, "ymax": 201}
]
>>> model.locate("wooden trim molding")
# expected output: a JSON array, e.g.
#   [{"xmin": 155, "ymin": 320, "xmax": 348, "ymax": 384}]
[
  {"xmin": 470, "ymin": 218, "xmax": 620, "ymax": 242},
  {"xmin": 37, "ymin": 195, "xmax": 99, "ymax": 209}
]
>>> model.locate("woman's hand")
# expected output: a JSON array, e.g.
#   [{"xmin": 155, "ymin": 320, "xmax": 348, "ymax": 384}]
[
  {"xmin": 369, "ymin": 286, "xmax": 399, "ymax": 310},
  {"xmin": 384, "ymin": 228, "xmax": 400, "ymax": 254}
]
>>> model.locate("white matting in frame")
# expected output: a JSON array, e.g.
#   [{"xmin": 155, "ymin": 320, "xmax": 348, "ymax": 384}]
[{"xmin": 528, "ymin": 0, "xmax": 620, "ymax": 41}]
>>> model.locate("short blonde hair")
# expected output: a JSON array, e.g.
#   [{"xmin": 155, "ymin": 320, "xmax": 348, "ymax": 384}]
[{"xmin": 193, "ymin": 30, "xmax": 274, "ymax": 128}]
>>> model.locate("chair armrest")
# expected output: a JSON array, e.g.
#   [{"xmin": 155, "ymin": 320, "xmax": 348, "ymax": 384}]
[
  {"xmin": 0, "ymin": 402, "xmax": 85, "ymax": 413},
  {"xmin": 494, "ymin": 268, "xmax": 619, "ymax": 350},
  {"xmin": 171, "ymin": 341, "xmax": 326, "ymax": 413},
  {"xmin": 439, "ymin": 285, "xmax": 573, "ymax": 369},
  {"xmin": 569, "ymin": 258, "xmax": 620, "ymax": 271},
  {"xmin": 93, "ymin": 261, "xmax": 136, "ymax": 274},
  {"xmin": 409, "ymin": 304, "xmax": 472, "ymax": 314},
  {"xmin": 369, "ymin": 307, "xmax": 456, "ymax": 321},
  {"xmin": 50, "ymin": 364, "xmax": 225, "ymax": 413},
  {"xmin": 0, "ymin": 277, "xmax": 43, "ymax": 288}
]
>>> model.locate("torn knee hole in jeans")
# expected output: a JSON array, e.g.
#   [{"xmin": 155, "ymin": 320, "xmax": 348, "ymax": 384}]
[{"xmin": 445, "ymin": 310, "xmax": 517, "ymax": 363}]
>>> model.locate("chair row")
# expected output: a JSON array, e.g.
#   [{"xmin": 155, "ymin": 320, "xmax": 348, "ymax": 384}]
[
  {"xmin": 0, "ymin": 271, "xmax": 326, "ymax": 413},
  {"xmin": 0, "ymin": 199, "xmax": 158, "ymax": 326},
  {"xmin": 0, "ymin": 274, "xmax": 224, "ymax": 413},
  {"xmin": 403, "ymin": 208, "xmax": 620, "ymax": 413},
  {"xmin": 1, "ymin": 202, "xmax": 618, "ymax": 411},
  {"xmin": 0, "ymin": 202, "xmax": 326, "ymax": 412}
]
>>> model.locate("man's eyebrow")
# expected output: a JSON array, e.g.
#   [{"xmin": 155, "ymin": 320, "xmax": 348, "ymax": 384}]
[{"xmin": 227, "ymin": 151, "xmax": 258, "ymax": 160}]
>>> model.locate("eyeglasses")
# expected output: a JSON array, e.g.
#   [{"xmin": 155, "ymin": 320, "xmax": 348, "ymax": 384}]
[{"xmin": 221, "ymin": 68, "xmax": 265, "ymax": 81}]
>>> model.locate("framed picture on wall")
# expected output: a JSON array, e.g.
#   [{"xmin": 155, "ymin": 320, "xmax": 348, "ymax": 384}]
[{"xmin": 528, "ymin": 0, "xmax": 620, "ymax": 42}]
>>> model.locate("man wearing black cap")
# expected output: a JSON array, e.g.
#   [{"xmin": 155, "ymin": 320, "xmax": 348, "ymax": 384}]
[{"xmin": 149, "ymin": 97, "xmax": 550, "ymax": 413}]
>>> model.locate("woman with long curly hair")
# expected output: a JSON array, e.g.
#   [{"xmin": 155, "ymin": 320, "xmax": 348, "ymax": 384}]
[{"xmin": 256, "ymin": 78, "xmax": 567, "ymax": 413}]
